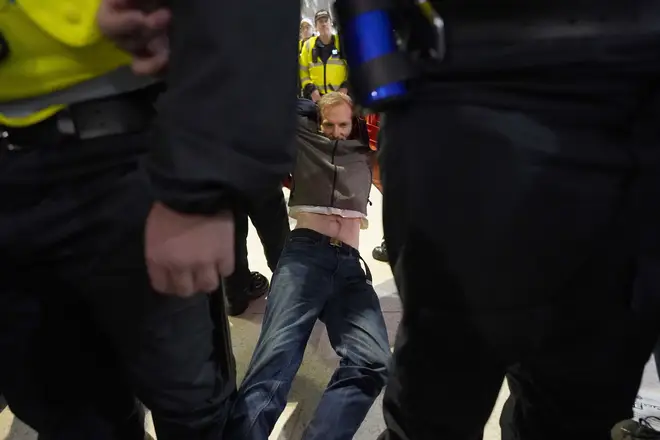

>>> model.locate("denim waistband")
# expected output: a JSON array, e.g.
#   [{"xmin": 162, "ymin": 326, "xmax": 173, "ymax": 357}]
[{"xmin": 290, "ymin": 228, "xmax": 372, "ymax": 282}]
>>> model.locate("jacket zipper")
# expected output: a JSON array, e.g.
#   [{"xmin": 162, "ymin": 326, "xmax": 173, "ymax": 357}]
[
  {"xmin": 330, "ymin": 140, "xmax": 338, "ymax": 206},
  {"xmin": 323, "ymin": 62, "xmax": 328, "ymax": 95}
]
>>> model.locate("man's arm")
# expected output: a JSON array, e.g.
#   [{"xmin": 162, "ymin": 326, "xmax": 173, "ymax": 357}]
[{"xmin": 148, "ymin": 0, "xmax": 300, "ymax": 215}]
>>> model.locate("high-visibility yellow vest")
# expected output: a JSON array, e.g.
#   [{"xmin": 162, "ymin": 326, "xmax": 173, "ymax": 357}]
[
  {"xmin": 299, "ymin": 35, "xmax": 348, "ymax": 95},
  {"xmin": 0, "ymin": 0, "xmax": 132, "ymax": 127}
]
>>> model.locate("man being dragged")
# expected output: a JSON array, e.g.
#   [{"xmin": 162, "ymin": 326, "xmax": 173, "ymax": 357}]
[{"xmin": 225, "ymin": 92, "xmax": 391, "ymax": 440}]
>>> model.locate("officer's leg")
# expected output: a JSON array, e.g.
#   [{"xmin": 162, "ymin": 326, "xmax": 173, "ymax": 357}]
[
  {"xmin": 57, "ymin": 132, "xmax": 235, "ymax": 440},
  {"xmin": 377, "ymin": 76, "xmax": 644, "ymax": 439},
  {"xmin": 0, "ymin": 280, "xmax": 144, "ymax": 439},
  {"xmin": 0, "ymin": 139, "xmax": 145, "ymax": 439},
  {"xmin": 248, "ymin": 185, "xmax": 290, "ymax": 272},
  {"xmin": 0, "ymin": 284, "xmax": 51, "ymax": 433},
  {"xmin": 225, "ymin": 207, "xmax": 254, "ymax": 315}
]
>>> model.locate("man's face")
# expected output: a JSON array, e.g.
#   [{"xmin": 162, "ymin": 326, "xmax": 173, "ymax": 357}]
[
  {"xmin": 321, "ymin": 103, "xmax": 352, "ymax": 140},
  {"xmin": 300, "ymin": 23, "xmax": 313, "ymax": 39},
  {"xmin": 316, "ymin": 17, "xmax": 332, "ymax": 36}
]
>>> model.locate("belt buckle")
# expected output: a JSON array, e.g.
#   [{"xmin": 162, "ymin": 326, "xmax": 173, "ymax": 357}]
[{"xmin": 330, "ymin": 238, "xmax": 342, "ymax": 247}]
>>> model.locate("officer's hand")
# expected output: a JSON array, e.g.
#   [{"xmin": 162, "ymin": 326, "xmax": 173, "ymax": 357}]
[
  {"xmin": 339, "ymin": 88, "xmax": 348, "ymax": 96},
  {"xmin": 97, "ymin": 0, "xmax": 171, "ymax": 76},
  {"xmin": 311, "ymin": 90, "xmax": 322, "ymax": 103},
  {"xmin": 145, "ymin": 202, "xmax": 235, "ymax": 297}
]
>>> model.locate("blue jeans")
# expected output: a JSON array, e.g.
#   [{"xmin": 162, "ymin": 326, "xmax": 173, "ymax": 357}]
[{"xmin": 227, "ymin": 228, "xmax": 391, "ymax": 440}]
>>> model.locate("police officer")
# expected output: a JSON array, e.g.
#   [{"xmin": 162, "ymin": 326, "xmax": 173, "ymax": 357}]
[
  {"xmin": 0, "ymin": 0, "xmax": 298, "ymax": 439},
  {"xmin": 372, "ymin": 0, "xmax": 660, "ymax": 439},
  {"xmin": 299, "ymin": 18, "xmax": 315, "ymax": 54},
  {"xmin": 299, "ymin": 9, "xmax": 349, "ymax": 102}
]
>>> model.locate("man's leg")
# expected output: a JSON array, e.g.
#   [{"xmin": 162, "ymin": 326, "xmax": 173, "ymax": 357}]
[
  {"xmin": 225, "ymin": 207, "xmax": 257, "ymax": 316},
  {"xmin": 377, "ymin": 69, "xmax": 649, "ymax": 439},
  {"xmin": 303, "ymin": 255, "xmax": 390, "ymax": 440},
  {"xmin": 225, "ymin": 231, "xmax": 334, "ymax": 439},
  {"xmin": 248, "ymin": 185, "xmax": 290, "ymax": 272}
]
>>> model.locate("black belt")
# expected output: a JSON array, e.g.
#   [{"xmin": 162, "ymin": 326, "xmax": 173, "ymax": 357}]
[
  {"xmin": 290, "ymin": 228, "xmax": 373, "ymax": 283},
  {"xmin": 0, "ymin": 89, "xmax": 156, "ymax": 149}
]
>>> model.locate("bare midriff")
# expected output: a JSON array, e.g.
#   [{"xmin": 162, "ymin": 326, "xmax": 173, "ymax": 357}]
[{"xmin": 294, "ymin": 212, "xmax": 361, "ymax": 249}]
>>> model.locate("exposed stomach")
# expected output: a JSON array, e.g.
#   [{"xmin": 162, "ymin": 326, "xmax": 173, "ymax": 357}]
[{"xmin": 294, "ymin": 212, "xmax": 361, "ymax": 249}]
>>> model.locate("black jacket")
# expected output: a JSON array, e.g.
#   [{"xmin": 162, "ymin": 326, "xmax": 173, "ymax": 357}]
[{"xmin": 147, "ymin": 0, "xmax": 299, "ymax": 215}]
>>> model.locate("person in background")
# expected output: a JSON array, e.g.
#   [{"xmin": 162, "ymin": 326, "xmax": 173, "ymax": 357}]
[
  {"xmin": 299, "ymin": 18, "xmax": 315, "ymax": 54},
  {"xmin": 225, "ymin": 188, "xmax": 290, "ymax": 316},
  {"xmin": 300, "ymin": 10, "xmax": 349, "ymax": 102},
  {"xmin": 225, "ymin": 92, "xmax": 390, "ymax": 440},
  {"xmin": 297, "ymin": 18, "xmax": 316, "ymax": 100},
  {"xmin": 365, "ymin": 113, "xmax": 388, "ymax": 262}
]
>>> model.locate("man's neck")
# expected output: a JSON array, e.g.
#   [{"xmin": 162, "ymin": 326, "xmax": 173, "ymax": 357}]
[{"xmin": 319, "ymin": 34, "xmax": 333, "ymax": 45}]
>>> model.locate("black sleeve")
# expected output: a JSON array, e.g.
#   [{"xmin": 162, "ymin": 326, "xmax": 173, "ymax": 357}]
[{"xmin": 146, "ymin": 0, "xmax": 300, "ymax": 215}]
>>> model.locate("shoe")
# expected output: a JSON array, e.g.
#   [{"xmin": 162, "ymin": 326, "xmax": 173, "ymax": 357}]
[
  {"xmin": 612, "ymin": 418, "xmax": 660, "ymax": 439},
  {"xmin": 248, "ymin": 271, "xmax": 269, "ymax": 299},
  {"xmin": 372, "ymin": 241, "xmax": 388, "ymax": 262},
  {"xmin": 227, "ymin": 272, "xmax": 270, "ymax": 316}
]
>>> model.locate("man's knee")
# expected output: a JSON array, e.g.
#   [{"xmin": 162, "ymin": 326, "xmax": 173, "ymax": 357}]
[{"xmin": 350, "ymin": 343, "xmax": 392, "ymax": 391}]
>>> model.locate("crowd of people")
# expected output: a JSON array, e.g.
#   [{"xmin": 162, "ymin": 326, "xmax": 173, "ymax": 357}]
[{"xmin": 3, "ymin": 1, "xmax": 660, "ymax": 440}]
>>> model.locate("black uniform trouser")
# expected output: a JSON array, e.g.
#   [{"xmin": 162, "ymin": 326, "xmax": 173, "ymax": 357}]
[
  {"xmin": 0, "ymin": 130, "xmax": 234, "ymax": 440},
  {"xmin": 377, "ymin": 35, "xmax": 660, "ymax": 440},
  {"xmin": 225, "ymin": 187, "xmax": 289, "ymax": 299}
]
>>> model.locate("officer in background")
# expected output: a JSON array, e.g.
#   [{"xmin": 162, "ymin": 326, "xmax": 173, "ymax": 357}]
[
  {"xmin": 370, "ymin": 0, "xmax": 660, "ymax": 439},
  {"xmin": 300, "ymin": 9, "xmax": 348, "ymax": 102},
  {"xmin": 299, "ymin": 18, "xmax": 314, "ymax": 54},
  {"xmin": 0, "ymin": 0, "xmax": 299, "ymax": 439}
]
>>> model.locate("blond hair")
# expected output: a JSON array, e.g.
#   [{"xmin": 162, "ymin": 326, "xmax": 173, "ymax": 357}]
[{"xmin": 318, "ymin": 92, "xmax": 353, "ymax": 118}]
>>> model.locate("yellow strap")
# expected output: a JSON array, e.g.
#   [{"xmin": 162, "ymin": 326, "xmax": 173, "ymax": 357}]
[{"xmin": 0, "ymin": 106, "xmax": 64, "ymax": 127}]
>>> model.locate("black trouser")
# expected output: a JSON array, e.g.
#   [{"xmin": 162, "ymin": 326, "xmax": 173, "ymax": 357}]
[
  {"xmin": 225, "ymin": 187, "xmax": 289, "ymax": 299},
  {"xmin": 377, "ymin": 34, "xmax": 660, "ymax": 440},
  {"xmin": 0, "ymin": 128, "xmax": 234, "ymax": 439}
]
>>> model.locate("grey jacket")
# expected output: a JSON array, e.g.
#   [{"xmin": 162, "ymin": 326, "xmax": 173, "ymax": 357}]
[{"xmin": 289, "ymin": 116, "xmax": 372, "ymax": 215}]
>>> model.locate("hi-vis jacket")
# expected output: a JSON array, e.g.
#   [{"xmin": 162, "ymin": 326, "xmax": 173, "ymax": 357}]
[
  {"xmin": 299, "ymin": 35, "xmax": 348, "ymax": 96},
  {"xmin": 0, "ymin": 0, "xmax": 131, "ymax": 126}
]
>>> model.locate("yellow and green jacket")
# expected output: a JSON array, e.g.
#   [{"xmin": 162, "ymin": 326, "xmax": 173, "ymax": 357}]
[
  {"xmin": 0, "ymin": 0, "xmax": 135, "ymax": 127},
  {"xmin": 299, "ymin": 35, "xmax": 348, "ymax": 96}
]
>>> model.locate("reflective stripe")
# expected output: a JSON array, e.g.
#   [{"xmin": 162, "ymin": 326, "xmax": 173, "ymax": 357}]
[
  {"xmin": 309, "ymin": 62, "xmax": 324, "ymax": 68},
  {"xmin": 326, "ymin": 59, "xmax": 345, "ymax": 66},
  {"xmin": 0, "ymin": 66, "xmax": 158, "ymax": 119}
]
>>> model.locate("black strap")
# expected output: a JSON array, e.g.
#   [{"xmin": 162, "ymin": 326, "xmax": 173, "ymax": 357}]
[{"xmin": 359, "ymin": 254, "xmax": 373, "ymax": 285}]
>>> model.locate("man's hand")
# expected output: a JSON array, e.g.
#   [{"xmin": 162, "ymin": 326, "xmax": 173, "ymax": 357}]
[
  {"xmin": 145, "ymin": 203, "xmax": 235, "ymax": 297},
  {"xmin": 97, "ymin": 0, "xmax": 171, "ymax": 76},
  {"xmin": 311, "ymin": 90, "xmax": 322, "ymax": 103}
]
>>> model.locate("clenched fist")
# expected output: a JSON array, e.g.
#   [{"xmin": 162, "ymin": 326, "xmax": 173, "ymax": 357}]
[{"xmin": 145, "ymin": 203, "xmax": 235, "ymax": 297}]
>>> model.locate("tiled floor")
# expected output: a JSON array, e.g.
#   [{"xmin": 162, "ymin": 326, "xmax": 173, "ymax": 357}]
[{"xmin": 0, "ymin": 187, "xmax": 507, "ymax": 440}]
